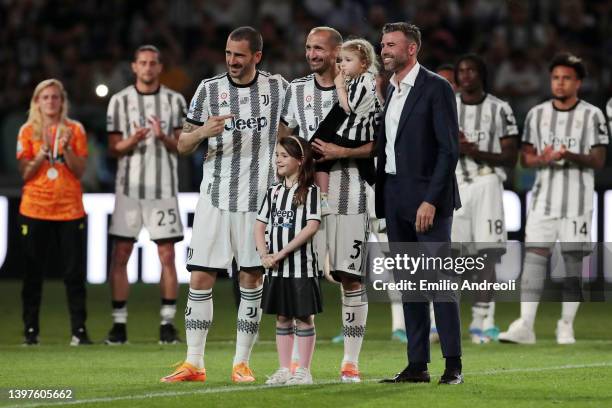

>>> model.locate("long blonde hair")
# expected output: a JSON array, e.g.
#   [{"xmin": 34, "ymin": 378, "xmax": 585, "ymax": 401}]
[
  {"xmin": 26, "ymin": 79, "xmax": 69, "ymax": 141},
  {"xmin": 341, "ymin": 38, "xmax": 379, "ymax": 75}
]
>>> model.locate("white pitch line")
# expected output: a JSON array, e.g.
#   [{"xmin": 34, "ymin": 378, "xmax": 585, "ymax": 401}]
[{"xmin": 3, "ymin": 362, "xmax": 612, "ymax": 408}]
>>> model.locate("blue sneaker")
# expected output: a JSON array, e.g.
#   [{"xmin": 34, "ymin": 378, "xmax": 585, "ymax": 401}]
[
  {"xmin": 483, "ymin": 325, "xmax": 500, "ymax": 342},
  {"xmin": 469, "ymin": 327, "xmax": 491, "ymax": 344},
  {"xmin": 332, "ymin": 331, "xmax": 344, "ymax": 344},
  {"xmin": 391, "ymin": 329, "xmax": 407, "ymax": 343}
]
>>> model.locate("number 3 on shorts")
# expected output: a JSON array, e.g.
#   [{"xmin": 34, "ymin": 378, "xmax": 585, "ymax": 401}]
[{"xmin": 350, "ymin": 240, "xmax": 362, "ymax": 260}]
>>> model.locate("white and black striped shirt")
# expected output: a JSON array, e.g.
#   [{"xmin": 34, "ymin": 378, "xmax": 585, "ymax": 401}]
[
  {"xmin": 257, "ymin": 182, "xmax": 321, "ymax": 278},
  {"xmin": 106, "ymin": 85, "xmax": 186, "ymax": 199},
  {"xmin": 523, "ymin": 100, "xmax": 609, "ymax": 217},
  {"xmin": 606, "ymin": 97, "xmax": 612, "ymax": 135},
  {"xmin": 187, "ymin": 71, "xmax": 288, "ymax": 212},
  {"xmin": 282, "ymin": 74, "xmax": 369, "ymax": 215},
  {"xmin": 456, "ymin": 93, "xmax": 519, "ymax": 184},
  {"xmin": 336, "ymin": 71, "xmax": 381, "ymax": 142}
]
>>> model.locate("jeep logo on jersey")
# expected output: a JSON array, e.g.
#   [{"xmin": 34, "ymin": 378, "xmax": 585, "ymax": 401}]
[
  {"xmin": 307, "ymin": 116, "xmax": 321, "ymax": 132},
  {"xmin": 464, "ymin": 130, "xmax": 487, "ymax": 142},
  {"xmin": 224, "ymin": 116, "xmax": 268, "ymax": 132},
  {"xmin": 272, "ymin": 209, "xmax": 295, "ymax": 219},
  {"xmin": 549, "ymin": 135, "xmax": 578, "ymax": 148}
]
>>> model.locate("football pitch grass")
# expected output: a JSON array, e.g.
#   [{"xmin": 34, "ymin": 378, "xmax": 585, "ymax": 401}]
[{"xmin": 1, "ymin": 280, "xmax": 612, "ymax": 408}]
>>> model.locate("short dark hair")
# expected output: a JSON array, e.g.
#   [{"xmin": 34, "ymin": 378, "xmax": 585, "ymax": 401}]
[
  {"xmin": 134, "ymin": 45, "xmax": 161, "ymax": 62},
  {"xmin": 229, "ymin": 26, "xmax": 263, "ymax": 53},
  {"xmin": 549, "ymin": 52, "xmax": 586, "ymax": 80},
  {"xmin": 382, "ymin": 22, "xmax": 421, "ymax": 51},
  {"xmin": 455, "ymin": 53, "xmax": 488, "ymax": 91},
  {"xmin": 309, "ymin": 26, "xmax": 343, "ymax": 47}
]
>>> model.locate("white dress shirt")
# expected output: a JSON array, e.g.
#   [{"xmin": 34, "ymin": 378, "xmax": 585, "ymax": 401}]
[{"xmin": 384, "ymin": 62, "xmax": 420, "ymax": 174}]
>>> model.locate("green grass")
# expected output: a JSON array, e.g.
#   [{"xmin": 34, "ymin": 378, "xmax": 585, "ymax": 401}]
[{"xmin": 1, "ymin": 280, "xmax": 612, "ymax": 407}]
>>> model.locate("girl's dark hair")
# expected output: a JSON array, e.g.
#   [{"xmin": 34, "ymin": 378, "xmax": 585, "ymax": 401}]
[{"xmin": 278, "ymin": 136, "xmax": 314, "ymax": 206}]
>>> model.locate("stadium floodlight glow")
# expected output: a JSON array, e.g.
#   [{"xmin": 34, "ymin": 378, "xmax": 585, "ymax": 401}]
[{"xmin": 95, "ymin": 84, "xmax": 109, "ymax": 98}]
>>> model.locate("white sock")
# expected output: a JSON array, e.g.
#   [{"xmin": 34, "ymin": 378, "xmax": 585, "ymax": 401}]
[
  {"xmin": 561, "ymin": 302, "xmax": 580, "ymax": 325},
  {"xmin": 471, "ymin": 302, "xmax": 489, "ymax": 331},
  {"xmin": 185, "ymin": 288, "xmax": 213, "ymax": 368},
  {"xmin": 160, "ymin": 303, "xmax": 177, "ymax": 325},
  {"xmin": 520, "ymin": 252, "xmax": 548, "ymax": 329},
  {"xmin": 391, "ymin": 302, "xmax": 405, "ymax": 332},
  {"xmin": 342, "ymin": 288, "xmax": 368, "ymax": 366},
  {"xmin": 429, "ymin": 302, "xmax": 436, "ymax": 330},
  {"xmin": 233, "ymin": 285, "xmax": 263, "ymax": 366},
  {"xmin": 112, "ymin": 306, "xmax": 127, "ymax": 324},
  {"xmin": 483, "ymin": 301, "xmax": 496, "ymax": 330},
  {"xmin": 521, "ymin": 302, "xmax": 539, "ymax": 330},
  {"xmin": 291, "ymin": 325, "xmax": 300, "ymax": 362}
]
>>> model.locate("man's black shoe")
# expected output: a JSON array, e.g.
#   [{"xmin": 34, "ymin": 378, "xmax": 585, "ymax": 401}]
[
  {"xmin": 104, "ymin": 323, "xmax": 127, "ymax": 345},
  {"xmin": 70, "ymin": 327, "xmax": 93, "ymax": 346},
  {"xmin": 23, "ymin": 327, "xmax": 39, "ymax": 346},
  {"xmin": 380, "ymin": 367, "xmax": 431, "ymax": 383},
  {"xmin": 438, "ymin": 369, "xmax": 464, "ymax": 385}
]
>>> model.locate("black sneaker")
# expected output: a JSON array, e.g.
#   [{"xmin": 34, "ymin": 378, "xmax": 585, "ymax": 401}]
[
  {"xmin": 159, "ymin": 323, "xmax": 180, "ymax": 344},
  {"xmin": 70, "ymin": 327, "xmax": 93, "ymax": 346},
  {"xmin": 104, "ymin": 323, "xmax": 127, "ymax": 345},
  {"xmin": 23, "ymin": 327, "xmax": 39, "ymax": 346}
]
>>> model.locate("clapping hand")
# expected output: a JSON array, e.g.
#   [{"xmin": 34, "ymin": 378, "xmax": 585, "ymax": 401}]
[
  {"xmin": 148, "ymin": 115, "xmax": 164, "ymax": 139},
  {"xmin": 459, "ymin": 131, "xmax": 478, "ymax": 156},
  {"xmin": 132, "ymin": 121, "xmax": 150, "ymax": 142},
  {"xmin": 58, "ymin": 126, "xmax": 73, "ymax": 149}
]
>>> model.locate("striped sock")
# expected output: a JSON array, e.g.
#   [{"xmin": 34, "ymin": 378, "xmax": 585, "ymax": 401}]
[
  {"xmin": 160, "ymin": 298, "xmax": 177, "ymax": 325},
  {"xmin": 185, "ymin": 288, "xmax": 213, "ymax": 369},
  {"xmin": 233, "ymin": 285, "xmax": 263, "ymax": 366},
  {"xmin": 276, "ymin": 326, "xmax": 295, "ymax": 369},
  {"xmin": 342, "ymin": 288, "xmax": 368, "ymax": 366},
  {"xmin": 296, "ymin": 326, "xmax": 316, "ymax": 369}
]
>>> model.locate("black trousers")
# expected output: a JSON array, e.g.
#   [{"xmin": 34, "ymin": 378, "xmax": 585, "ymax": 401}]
[
  {"xmin": 20, "ymin": 215, "xmax": 87, "ymax": 335},
  {"xmin": 384, "ymin": 177, "xmax": 462, "ymax": 364}
]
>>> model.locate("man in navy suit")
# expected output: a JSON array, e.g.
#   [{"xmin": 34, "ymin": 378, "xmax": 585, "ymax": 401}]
[{"xmin": 375, "ymin": 23, "xmax": 463, "ymax": 385}]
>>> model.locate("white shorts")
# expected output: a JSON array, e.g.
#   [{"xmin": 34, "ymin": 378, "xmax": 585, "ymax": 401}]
[
  {"xmin": 187, "ymin": 194, "xmax": 261, "ymax": 273},
  {"xmin": 451, "ymin": 174, "xmax": 506, "ymax": 253},
  {"xmin": 109, "ymin": 194, "xmax": 183, "ymax": 242},
  {"xmin": 317, "ymin": 213, "xmax": 368, "ymax": 281},
  {"xmin": 525, "ymin": 211, "xmax": 593, "ymax": 252}
]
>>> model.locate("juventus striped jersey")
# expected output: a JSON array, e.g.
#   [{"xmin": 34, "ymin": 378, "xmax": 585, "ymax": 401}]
[
  {"xmin": 107, "ymin": 85, "xmax": 186, "ymax": 199},
  {"xmin": 281, "ymin": 74, "xmax": 369, "ymax": 215},
  {"xmin": 336, "ymin": 71, "xmax": 381, "ymax": 142},
  {"xmin": 607, "ymin": 97, "xmax": 612, "ymax": 134},
  {"xmin": 523, "ymin": 100, "xmax": 609, "ymax": 217},
  {"xmin": 257, "ymin": 182, "xmax": 321, "ymax": 278},
  {"xmin": 186, "ymin": 71, "xmax": 288, "ymax": 212},
  {"xmin": 456, "ymin": 93, "xmax": 519, "ymax": 184}
]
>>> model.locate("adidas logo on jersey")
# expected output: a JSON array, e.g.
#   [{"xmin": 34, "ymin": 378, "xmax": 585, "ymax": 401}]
[
  {"xmin": 225, "ymin": 116, "xmax": 269, "ymax": 132},
  {"xmin": 220, "ymin": 100, "xmax": 229, "ymax": 107},
  {"xmin": 347, "ymin": 263, "xmax": 356, "ymax": 271},
  {"xmin": 305, "ymin": 103, "xmax": 313, "ymax": 110}
]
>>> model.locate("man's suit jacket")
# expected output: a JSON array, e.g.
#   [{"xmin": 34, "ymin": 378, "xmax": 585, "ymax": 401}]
[{"xmin": 375, "ymin": 66, "xmax": 461, "ymax": 220}]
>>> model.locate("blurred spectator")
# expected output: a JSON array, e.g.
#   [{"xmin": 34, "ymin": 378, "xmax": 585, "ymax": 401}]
[
  {"xmin": 1, "ymin": 0, "xmax": 611, "ymax": 192},
  {"xmin": 494, "ymin": 49, "xmax": 543, "ymax": 122}
]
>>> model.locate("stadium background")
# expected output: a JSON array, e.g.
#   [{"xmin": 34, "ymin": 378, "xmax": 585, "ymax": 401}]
[
  {"xmin": 0, "ymin": 2, "xmax": 612, "ymax": 407},
  {"xmin": 1, "ymin": 0, "xmax": 612, "ymax": 280}
]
